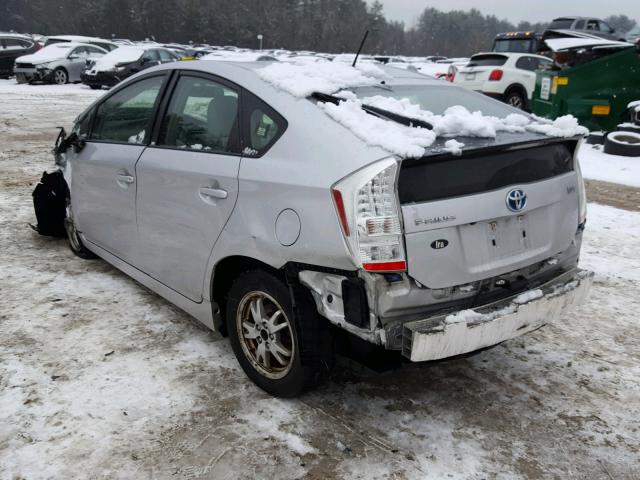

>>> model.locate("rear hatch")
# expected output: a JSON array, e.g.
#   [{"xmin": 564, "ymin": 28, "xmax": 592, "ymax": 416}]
[
  {"xmin": 399, "ymin": 134, "xmax": 580, "ymax": 289},
  {"xmin": 455, "ymin": 54, "xmax": 508, "ymax": 90}
]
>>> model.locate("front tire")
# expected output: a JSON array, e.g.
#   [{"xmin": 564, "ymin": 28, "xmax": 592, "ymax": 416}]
[
  {"xmin": 226, "ymin": 270, "xmax": 331, "ymax": 397},
  {"xmin": 65, "ymin": 207, "xmax": 97, "ymax": 259},
  {"xmin": 53, "ymin": 67, "xmax": 68, "ymax": 85}
]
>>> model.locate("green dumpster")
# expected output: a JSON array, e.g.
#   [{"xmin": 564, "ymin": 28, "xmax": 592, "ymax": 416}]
[{"xmin": 532, "ymin": 44, "xmax": 640, "ymax": 131}]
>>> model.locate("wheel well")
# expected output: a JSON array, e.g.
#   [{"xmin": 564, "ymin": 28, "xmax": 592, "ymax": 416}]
[
  {"xmin": 211, "ymin": 256, "xmax": 282, "ymax": 335},
  {"xmin": 505, "ymin": 84, "xmax": 526, "ymax": 98}
]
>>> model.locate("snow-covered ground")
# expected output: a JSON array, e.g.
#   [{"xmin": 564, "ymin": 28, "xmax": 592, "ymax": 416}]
[
  {"xmin": 579, "ymin": 142, "xmax": 640, "ymax": 188},
  {"xmin": 1, "ymin": 82, "xmax": 640, "ymax": 480}
]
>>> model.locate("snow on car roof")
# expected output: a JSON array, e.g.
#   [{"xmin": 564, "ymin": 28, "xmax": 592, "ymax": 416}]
[
  {"xmin": 16, "ymin": 43, "xmax": 98, "ymax": 63},
  {"xmin": 545, "ymin": 37, "xmax": 632, "ymax": 51},
  {"xmin": 92, "ymin": 46, "xmax": 145, "ymax": 71},
  {"xmin": 47, "ymin": 35, "xmax": 112, "ymax": 43}
]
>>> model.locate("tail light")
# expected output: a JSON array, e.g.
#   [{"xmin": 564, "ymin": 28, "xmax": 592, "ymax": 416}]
[
  {"xmin": 489, "ymin": 69, "xmax": 503, "ymax": 81},
  {"xmin": 446, "ymin": 65, "xmax": 456, "ymax": 82},
  {"xmin": 331, "ymin": 158, "xmax": 406, "ymax": 273}
]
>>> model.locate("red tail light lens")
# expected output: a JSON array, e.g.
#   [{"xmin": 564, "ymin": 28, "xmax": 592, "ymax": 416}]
[
  {"xmin": 363, "ymin": 261, "xmax": 407, "ymax": 272},
  {"xmin": 489, "ymin": 69, "xmax": 503, "ymax": 81},
  {"xmin": 331, "ymin": 188, "xmax": 350, "ymax": 237}
]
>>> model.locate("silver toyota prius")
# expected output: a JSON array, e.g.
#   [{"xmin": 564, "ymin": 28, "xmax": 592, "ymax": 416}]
[{"xmin": 58, "ymin": 60, "xmax": 592, "ymax": 396}]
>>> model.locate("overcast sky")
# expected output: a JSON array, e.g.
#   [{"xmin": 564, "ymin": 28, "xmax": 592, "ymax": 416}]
[{"xmin": 369, "ymin": 1, "xmax": 640, "ymax": 27}]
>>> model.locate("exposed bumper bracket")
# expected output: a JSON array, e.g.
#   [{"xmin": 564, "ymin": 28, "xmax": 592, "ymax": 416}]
[{"xmin": 402, "ymin": 269, "xmax": 594, "ymax": 362}]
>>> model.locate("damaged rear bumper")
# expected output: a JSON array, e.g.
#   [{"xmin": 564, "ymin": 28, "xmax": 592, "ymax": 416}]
[{"xmin": 401, "ymin": 268, "xmax": 593, "ymax": 361}]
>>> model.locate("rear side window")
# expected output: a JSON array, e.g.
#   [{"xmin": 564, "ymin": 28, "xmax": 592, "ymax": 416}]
[
  {"xmin": 158, "ymin": 49, "xmax": 175, "ymax": 61},
  {"xmin": 158, "ymin": 75, "xmax": 240, "ymax": 153},
  {"xmin": 586, "ymin": 20, "xmax": 599, "ymax": 31},
  {"xmin": 515, "ymin": 56, "xmax": 548, "ymax": 71},
  {"xmin": 241, "ymin": 90, "xmax": 287, "ymax": 156},
  {"xmin": 549, "ymin": 19, "xmax": 575, "ymax": 29},
  {"xmin": 2, "ymin": 38, "xmax": 32, "ymax": 50},
  {"xmin": 467, "ymin": 54, "xmax": 507, "ymax": 67},
  {"xmin": 142, "ymin": 50, "xmax": 160, "ymax": 63},
  {"xmin": 91, "ymin": 75, "xmax": 165, "ymax": 144}
]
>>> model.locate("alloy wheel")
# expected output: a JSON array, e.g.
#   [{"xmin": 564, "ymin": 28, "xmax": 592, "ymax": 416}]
[
  {"xmin": 54, "ymin": 69, "xmax": 67, "ymax": 85},
  {"xmin": 236, "ymin": 291, "xmax": 295, "ymax": 379},
  {"xmin": 507, "ymin": 94, "xmax": 524, "ymax": 109}
]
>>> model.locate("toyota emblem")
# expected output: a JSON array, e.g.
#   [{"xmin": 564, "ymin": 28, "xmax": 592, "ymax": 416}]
[{"xmin": 506, "ymin": 189, "xmax": 527, "ymax": 212}]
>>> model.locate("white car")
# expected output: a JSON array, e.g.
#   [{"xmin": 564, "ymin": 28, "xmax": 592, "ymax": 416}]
[{"xmin": 453, "ymin": 52, "xmax": 552, "ymax": 110}]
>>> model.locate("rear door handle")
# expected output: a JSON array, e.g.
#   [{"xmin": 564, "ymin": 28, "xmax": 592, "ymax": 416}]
[
  {"xmin": 116, "ymin": 174, "xmax": 135, "ymax": 184},
  {"xmin": 199, "ymin": 187, "xmax": 228, "ymax": 200}
]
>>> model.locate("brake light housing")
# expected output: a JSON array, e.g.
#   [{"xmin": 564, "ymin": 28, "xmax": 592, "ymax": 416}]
[
  {"xmin": 488, "ymin": 69, "xmax": 503, "ymax": 81},
  {"xmin": 331, "ymin": 158, "xmax": 407, "ymax": 273},
  {"xmin": 574, "ymin": 140, "xmax": 587, "ymax": 228}
]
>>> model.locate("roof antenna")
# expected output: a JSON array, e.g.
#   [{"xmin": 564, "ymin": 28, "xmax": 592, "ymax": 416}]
[{"xmin": 352, "ymin": 30, "xmax": 370, "ymax": 68}]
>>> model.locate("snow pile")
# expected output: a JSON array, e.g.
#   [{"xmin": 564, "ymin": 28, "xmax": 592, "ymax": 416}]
[
  {"xmin": 321, "ymin": 96, "xmax": 586, "ymax": 158},
  {"xmin": 319, "ymin": 99, "xmax": 436, "ymax": 158},
  {"xmin": 526, "ymin": 115, "xmax": 589, "ymax": 138},
  {"xmin": 444, "ymin": 139, "xmax": 465, "ymax": 155},
  {"xmin": 444, "ymin": 304, "xmax": 517, "ymax": 325},
  {"xmin": 445, "ymin": 289, "xmax": 544, "ymax": 325},
  {"xmin": 514, "ymin": 289, "xmax": 544, "ymax": 305},
  {"xmin": 258, "ymin": 61, "xmax": 385, "ymax": 98}
]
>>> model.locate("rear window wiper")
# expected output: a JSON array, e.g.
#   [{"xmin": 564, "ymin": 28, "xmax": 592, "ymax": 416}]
[{"xmin": 311, "ymin": 92, "xmax": 433, "ymax": 130}]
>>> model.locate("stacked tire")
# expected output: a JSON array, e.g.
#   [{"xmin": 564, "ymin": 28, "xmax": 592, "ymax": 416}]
[
  {"xmin": 602, "ymin": 102, "xmax": 640, "ymax": 157},
  {"xmin": 604, "ymin": 131, "xmax": 640, "ymax": 157}
]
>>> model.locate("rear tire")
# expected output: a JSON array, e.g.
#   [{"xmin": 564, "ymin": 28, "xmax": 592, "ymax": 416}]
[
  {"xmin": 89, "ymin": 85, "xmax": 102, "ymax": 90},
  {"xmin": 226, "ymin": 270, "xmax": 332, "ymax": 397},
  {"xmin": 504, "ymin": 89, "xmax": 526, "ymax": 110}
]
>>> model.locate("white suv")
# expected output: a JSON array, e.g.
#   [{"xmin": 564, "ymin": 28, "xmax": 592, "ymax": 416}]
[{"xmin": 453, "ymin": 52, "xmax": 553, "ymax": 110}]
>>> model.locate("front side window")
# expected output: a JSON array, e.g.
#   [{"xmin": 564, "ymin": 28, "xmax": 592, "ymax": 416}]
[
  {"xmin": 242, "ymin": 90, "xmax": 287, "ymax": 155},
  {"xmin": 598, "ymin": 21, "xmax": 614, "ymax": 33},
  {"xmin": 158, "ymin": 75, "xmax": 239, "ymax": 153},
  {"xmin": 91, "ymin": 75, "xmax": 165, "ymax": 144}
]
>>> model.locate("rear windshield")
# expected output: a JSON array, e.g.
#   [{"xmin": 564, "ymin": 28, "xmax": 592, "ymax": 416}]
[
  {"xmin": 549, "ymin": 19, "xmax": 575, "ymax": 29},
  {"xmin": 467, "ymin": 54, "xmax": 507, "ymax": 67},
  {"xmin": 494, "ymin": 39, "xmax": 534, "ymax": 53},
  {"xmin": 350, "ymin": 84, "xmax": 520, "ymax": 118}
]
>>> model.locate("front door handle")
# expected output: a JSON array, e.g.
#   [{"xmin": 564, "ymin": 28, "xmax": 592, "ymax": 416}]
[
  {"xmin": 116, "ymin": 174, "xmax": 135, "ymax": 184},
  {"xmin": 199, "ymin": 187, "xmax": 228, "ymax": 200}
]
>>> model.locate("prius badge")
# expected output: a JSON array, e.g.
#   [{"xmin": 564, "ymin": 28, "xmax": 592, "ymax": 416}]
[{"xmin": 506, "ymin": 189, "xmax": 527, "ymax": 212}]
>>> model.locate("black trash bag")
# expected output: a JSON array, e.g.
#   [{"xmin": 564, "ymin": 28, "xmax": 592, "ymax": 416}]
[{"xmin": 31, "ymin": 170, "xmax": 69, "ymax": 238}]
